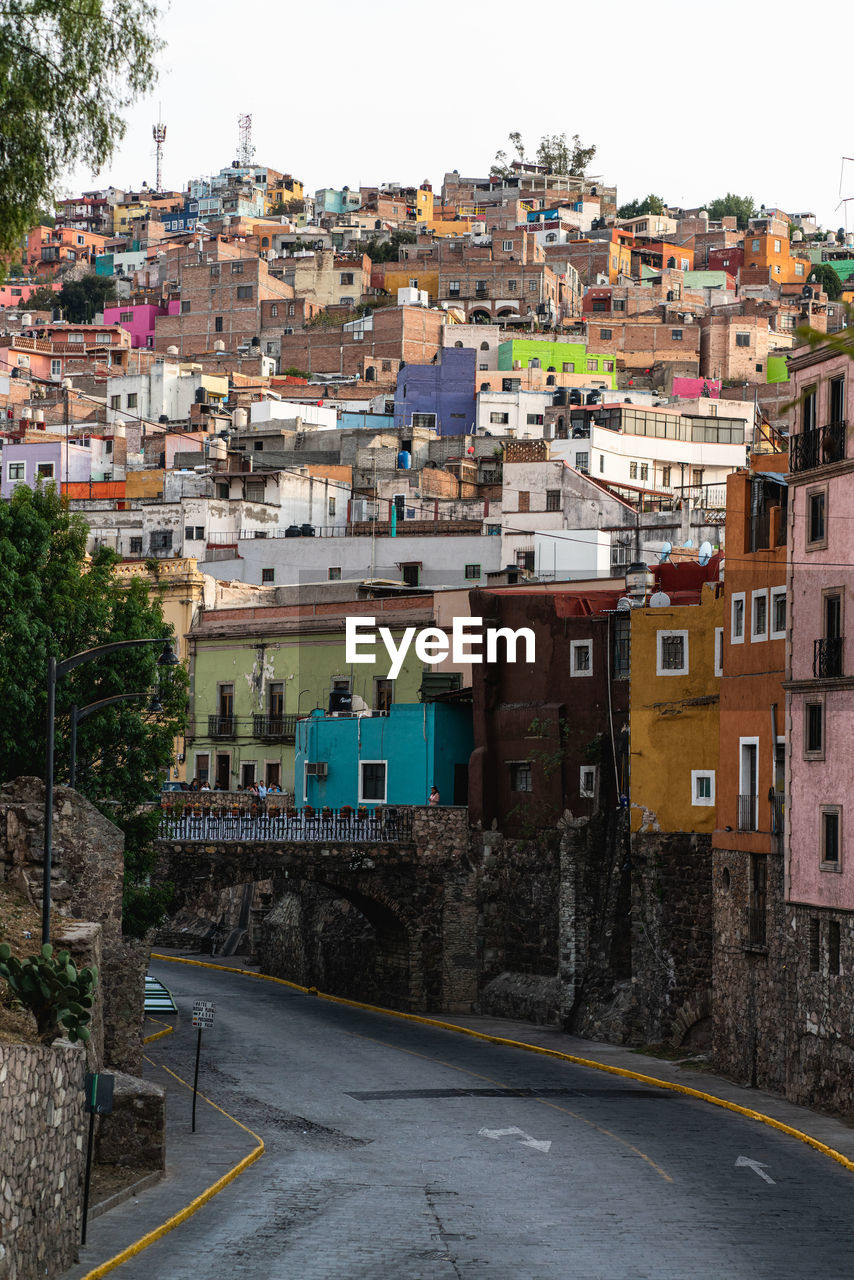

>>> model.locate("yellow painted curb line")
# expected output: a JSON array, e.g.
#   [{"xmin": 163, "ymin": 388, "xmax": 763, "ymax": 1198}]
[
  {"xmin": 152, "ymin": 951, "xmax": 854, "ymax": 1176},
  {"xmin": 143, "ymin": 1017, "xmax": 174, "ymax": 1045},
  {"xmin": 79, "ymin": 1046, "xmax": 264, "ymax": 1280}
]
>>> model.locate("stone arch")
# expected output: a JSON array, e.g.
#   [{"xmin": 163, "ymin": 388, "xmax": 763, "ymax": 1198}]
[
  {"xmin": 480, "ymin": 341, "xmax": 490, "ymax": 350},
  {"xmin": 670, "ymin": 989, "xmax": 713, "ymax": 1048},
  {"xmin": 454, "ymin": 340, "xmax": 463, "ymax": 348},
  {"xmin": 469, "ymin": 309, "xmax": 491, "ymax": 324}
]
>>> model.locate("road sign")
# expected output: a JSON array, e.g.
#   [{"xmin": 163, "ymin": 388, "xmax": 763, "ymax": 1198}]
[{"xmin": 192, "ymin": 999, "xmax": 215, "ymax": 1030}]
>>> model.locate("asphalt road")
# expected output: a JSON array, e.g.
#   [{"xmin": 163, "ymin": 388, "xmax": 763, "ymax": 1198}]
[{"xmin": 121, "ymin": 962, "xmax": 854, "ymax": 1280}]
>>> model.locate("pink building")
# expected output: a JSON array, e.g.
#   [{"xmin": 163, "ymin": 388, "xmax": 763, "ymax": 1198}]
[
  {"xmin": 103, "ymin": 300, "xmax": 180, "ymax": 349},
  {"xmin": 786, "ymin": 342, "xmax": 853, "ymax": 912},
  {"xmin": 0, "ymin": 282, "xmax": 61, "ymax": 309}
]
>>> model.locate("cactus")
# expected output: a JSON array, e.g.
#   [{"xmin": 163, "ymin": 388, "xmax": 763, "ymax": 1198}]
[{"xmin": 0, "ymin": 942, "xmax": 98, "ymax": 1044}]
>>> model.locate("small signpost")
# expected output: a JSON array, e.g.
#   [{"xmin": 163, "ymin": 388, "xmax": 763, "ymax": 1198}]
[
  {"xmin": 81, "ymin": 1072, "xmax": 114, "ymax": 1244},
  {"xmin": 191, "ymin": 999, "xmax": 215, "ymax": 1132}
]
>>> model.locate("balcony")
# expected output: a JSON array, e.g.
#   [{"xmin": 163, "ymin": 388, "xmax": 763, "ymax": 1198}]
[
  {"xmin": 813, "ymin": 637, "xmax": 843, "ymax": 679},
  {"xmin": 252, "ymin": 713, "xmax": 297, "ymax": 741},
  {"xmin": 789, "ymin": 421, "xmax": 846, "ymax": 474},
  {"xmin": 737, "ymin": 794, "xmax": 758, "ymax": 832},
  {"xmin": 208, "ymin": 714, "xmax": 235, "ymax": 739}
]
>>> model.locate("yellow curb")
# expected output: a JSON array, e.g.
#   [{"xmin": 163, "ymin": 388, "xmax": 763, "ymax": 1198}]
[
  {"xmin": 142, "ymin": 1017, "xmax": 174, "ymax": 1045},
  {"xmin": 151, "ymin": 951, "xmax": 854, "ymax": 1176},
  {"xmin": 78, "ymin": 1048, "xmax": 264, "ymax": 1280}
]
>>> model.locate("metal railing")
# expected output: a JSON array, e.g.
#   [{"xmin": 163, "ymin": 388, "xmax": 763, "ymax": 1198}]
[
  {"xmin": 737, "ymin": 793, "xmax": 758, "ymax": 832},
  {"xmin": 159, "ymin": 802, "xmax": 414, "ymax": 844},
  {"xmin": 745, "ymin": 905, "xmax": 767, "ymax": 948},
  {"xmin": 208, "ymin": 714, "xmax": 235, "ymax": 738},
  {"xmin": 252, "ymin": 713, "xmax": 297, "ymax": 740},
  {"xmin": 814, "ymin": 637, "xmax": 843, "ymax": 679},
  {"xmin": 770, "ymin": 792, "xmax": 785, "ymax": 836},
  {"xmin": 789, "ymin": 421, "xmax": 846, "ymax": 473}
]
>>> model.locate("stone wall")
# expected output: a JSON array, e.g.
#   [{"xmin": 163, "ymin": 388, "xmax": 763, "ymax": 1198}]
[
  {"xmin": 0, "ymin": 1042, "xmax": 86, "ymax": 1280},
  {"xmin": 96, "ymin": 1071, "xmax": 165, "ymax": 1171}
]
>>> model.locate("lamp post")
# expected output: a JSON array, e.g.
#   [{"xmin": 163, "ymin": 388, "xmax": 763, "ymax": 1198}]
[
  {"xmin": 43, "ymin": 638, "xmax": 178, "ymax": 945},
  {"xmin": 69, "ymin": 692, "xmax": 163, "ymax": 790}
]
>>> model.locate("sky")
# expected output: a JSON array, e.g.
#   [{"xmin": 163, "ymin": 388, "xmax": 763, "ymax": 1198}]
[{"xmin": 69, "ymin": 0, "xmax": 854, "ymax": 231}]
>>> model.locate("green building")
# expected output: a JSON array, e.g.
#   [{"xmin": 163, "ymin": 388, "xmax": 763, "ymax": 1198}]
[{"xmin": 497, "ymin": 340, "xmax": 617, "ymax": 387}]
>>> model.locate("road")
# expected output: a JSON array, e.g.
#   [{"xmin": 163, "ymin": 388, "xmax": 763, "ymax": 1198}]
[{"xmin": 119, "ymin": 961, "xmax": 854, "ymax": 1280}]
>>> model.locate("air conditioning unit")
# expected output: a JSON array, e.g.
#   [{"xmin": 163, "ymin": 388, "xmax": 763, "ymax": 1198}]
[{"xmin": 305, "ymin": 761, "xmax": 328, "ymax": 778}]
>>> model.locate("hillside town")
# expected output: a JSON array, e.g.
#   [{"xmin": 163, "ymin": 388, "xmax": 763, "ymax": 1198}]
[{"xmin": 6, "ymin": 98, "xmax": 854, "ymax": 1280}]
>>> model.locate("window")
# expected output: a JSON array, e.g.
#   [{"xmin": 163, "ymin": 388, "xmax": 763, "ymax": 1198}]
[
  {"xmin": 600, "ymin": 328, "xmax": 612, "ymax": 340},
  {"xmin": 529, "ymin": 280, "xmax": 537, "ymax": 291},
  {"xmin": 613, "ymin": 299, "xmax": 626, "ymax": 312},
  {"xmin": 671, "ymin": 329, "xmax": 683, "ymax": 340},
  {"xmin": 509, "ymin": 761, "xmax": 532, "ymax": 792},
  {"xmin": 448, "ymin": 280, "xmax": 460, "ymax": 296},
  {"xmin": 359, "ymin": 761, "xmax": 387, "ymax": 803},
  {"xmin": 411, "ymin": 412, "xmax": 436, "ymax": 430},
  {"xmin": 805, "ymin": 700, "xmax": 824, "ymax": 759},
  {"xmin": 546, "ymin": 490, "xmax": 561, "ymax": 512},
  {"xmin": 562, "ymin": 362, "xmax": 574, "ymax": 373},
  {"xmin": 629, "ymin": 461, "xmax": 638, "ymax": 479},
  {"xmin": 150, "ymin": 530, "xmax": 172, "ymax": 553},
  {"xmin": 7, "ymin": 461, "xmax": 25, "ymax": 482},
  {"xmin": 328, "ymin": 567, "xmax": 341, "ymax": 581},
  {"xmin": 465, "ymin": 564, "xmax": 481, "ymax": 579},
  {"xmin": 735, "ymin": 332, "xmax": 750, "ymax": 347},
  {"xmin": 821, "ymin": 806, "xmax": 841, "ymax": 869},
  {"xmin": 828, "ymin": 920, "xmax": 841, "ymax": 975},
  {"xmin": 401, "ymin": 563, "xmax": 420, "ymax": 586},
  {"xmin": 490, "ymin": 412, "xmax": 509, "ymax": 425},
  {"xmin": 261, "ymin": 568, "xmax": 274, "ymax": 584},
  {"xmin": 795, "ymin": 262, "xmax": 805, "ymax": 277},
  {"xmin": 575, "ymin": 452, "xmax": 589, "ymax": 473},
  {"xmin": 599, "ymin": 455, "xmax": 605, "ymax": 473},
  {"xmin": 507, "ymin": 279, "xmax": 517, "ymax": 292},
  {"xmin": 661, "ymin": 465, "xmax": 671, "ymax": 488},
  {"xmin": 502, "ymin": 239, "xmax": 513, "ymax": 252},
  {"xmin": 731, "ymin": 593, "xmax": 745, "ymax": 644},
  {"xmin": 236, "ymin": 285, "xmax": 253, "ymax": 299},
  {"xmin": 714, "ymin": 627, "xmax": 724, "ymax": 677},
  {"xmin": 579, "ymin": 765, "xmax": 598, "ymax": 799},
  {"xmin": 181, "ymin": 301, "xmax": 191, "ymax": 314},
  {"xmin": 110, "ymin": 394, "xmax": 121, "ymax": 410},
  {"xmin": 245, "ymin": 481, "xmax": 265, "ymax": 504},
  {"xmin": 692, "ymin": 771, "xmax": 715, "ymax": 806},
  {"xmin": 126, "ymin": 393, "xmax": 138, "ymax": 409},
  {"xmin": 518, "ymin": 491, "xmax": 530, "ymax": 512},
  {"xmin": 604, "ymin": 360, "xmax": 614, "ymax": 372},
  {"xmin": 586, "ymin": 359, "xmax": 598, "ymax": 372},
  {"xmin": 374, "ymin": 678, "xmax": 394, "ymax": 714},
  {"xmin": 340, "ymin": 272, "xmax": 354, "ymax": 285},
  {"xmin": 774, "ymin": 239, "xmax": 781, "ymax": 253},
  {"xmin": 657, "ymin": 630, "xmax": 688, "ymax": 675},
  {"xmin": 830, "ymin": 376, "xmax": 845, "ymax": 424},
  {"xmin": 752, "ymin": 239, "xmax": 760, "ymax": 252},
  {"xmin": 571, "ymin": 639, "xmax": 593, "ymax": 677},
  {"xmin": 270, "ymin": 304, "xmax": 278, "ymax": 318},
  {"xmin": 288, "ymin": 304, "xmax": 295, "ymax": 317},
  {"xmin": 230, "ymin": 262, "xmax": 244, "ymax": 274},
  {"xmin": 639, "ymin": 463, "xmax": 649, "ymax": 482},
  {"xmin": 215, "ymin": 316, "xmax": 223, "ymax": 332},
  {"xmin": 752, "ymin": 590, "xmax": 768, "ymax": 641},
  {"xmin": 129, "ymin": 536, "xmax": 142, "ymax": 554},
  {"xmin": 809, "ymin": 918, "xmax": 821, "ymax": 972},
  {"xmin": 770, "ymin": 588, "xmax": 787, "ymax": 639},
  {"xmin": 803, "ymin": 386, "xmax": 817, "ymax": 432},
  {"xmin": 530, "ymin": 357, "xmax": 541, "ymax": 370},
  {"xmin": 807, "ymin": 489, "xmax": 826, "ymax": 547}
]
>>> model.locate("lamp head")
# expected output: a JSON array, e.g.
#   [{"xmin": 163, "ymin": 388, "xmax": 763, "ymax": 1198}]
[
  {"xmin": 157, "ymin": 640, "xmax": 179, "ymax": 667},
  {"xmin": 147, "ymin": 694, "xmax": 163, "ymax": 715}
]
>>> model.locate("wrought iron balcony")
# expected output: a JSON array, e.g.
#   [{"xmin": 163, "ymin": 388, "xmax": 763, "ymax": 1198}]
[
  {"xmin": 737, "ymin": 793, "xmax": 758, "ymax": 832},
  {"xmin": 789, "ymin": 421, "xmax": 846, "ymax": 473},
  {"xmin": 813, "ymin": 637, "xmax": 843, "ymax": 679},
  {"xmin": 252, "ymin": 713, "xmax": 297, "ymax": 741},
  {"xmin": 208, "ymin": 714, "xmax": 235, "ymax": 738}
]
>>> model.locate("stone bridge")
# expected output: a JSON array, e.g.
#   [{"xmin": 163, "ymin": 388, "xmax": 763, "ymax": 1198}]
[{"xmin": 156, "ymin": 806, "xmax": 480, "ymax": 1013}]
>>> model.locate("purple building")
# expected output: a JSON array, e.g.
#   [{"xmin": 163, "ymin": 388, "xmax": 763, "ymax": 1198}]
[
  {"xmin": 394, "ymin": 347, "xmax": 475, "ymax": 437},
  {"xmin": 2, "ymin": 439, "xmax": 93, "ymax": 499}
]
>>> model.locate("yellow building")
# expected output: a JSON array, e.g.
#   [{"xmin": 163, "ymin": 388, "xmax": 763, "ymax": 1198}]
[
  {"xmin": 382, "ymin": 265, "xmax": 440, "ymax": 301},
  {"xmin": 629, "ymin": 582, "xmax": 723, "ymax": 833},
  {"xmin": 113, "ymin": 199, "xmax": 152, "ymax": 235},
  {"xmin": 266, "ymin": 175, "xmax": 305, "ymax": 213},
  {"xmin": 114, "ymin": 557, "xmax": 207, "ymax": 781}
]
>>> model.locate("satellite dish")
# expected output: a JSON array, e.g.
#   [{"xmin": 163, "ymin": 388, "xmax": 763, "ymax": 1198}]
[
  {"xmin": 698, "ymin": 540, "xmax": 713, "ymax": 567},
  {"xmin": 660, "ymin": 540, "xmax": 672, "ymax": 562},
  {"xmin": 616, "ymin": 597, "xmax": 634, "ymax": 611},
  {"xmin": 649, "ymin": 591, "xmax": 671, "ymax": 608},
  {"xmin": 682, "ymin": 539, "xmax": 694, "ymax": 549}
]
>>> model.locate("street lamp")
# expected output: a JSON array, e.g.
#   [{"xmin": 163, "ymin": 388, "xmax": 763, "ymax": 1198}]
[
  {"xmin": 42, "ymin": 638, "xmax": 178, "ymax": 944},
  {"xmin": 69, "ymin": 692, "xmax": 163, "ymax": 790}
]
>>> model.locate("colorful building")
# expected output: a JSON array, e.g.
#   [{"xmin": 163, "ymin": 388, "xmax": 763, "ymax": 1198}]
[
  {"xmin": 103, "ymin": 301, "xmax": 181, "ymax": 349},
  {"xmin": 497, "ymin": 339, "xmax": 617, "ymax": 387},
  {"xmin": 394, "ymin": 346, "xmax": 476, "ymax": 437},
  {"xmin": 0, "ymin": 281, "xmax": 61, "ymax": 310},
  {"xmin": 26, "ymin": 225, "xmax": 110, "ymax": 277}
]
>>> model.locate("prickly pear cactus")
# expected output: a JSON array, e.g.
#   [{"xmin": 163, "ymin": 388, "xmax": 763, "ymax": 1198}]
[{"xmin": 0, "ymin": 942, "xmax": 98, "ymax": 1043}]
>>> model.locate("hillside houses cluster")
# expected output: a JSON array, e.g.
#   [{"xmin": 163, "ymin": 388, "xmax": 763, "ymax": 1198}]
[{"xmin": 4, "ymin": 143, "xmax": 854, "ymax": 1113}]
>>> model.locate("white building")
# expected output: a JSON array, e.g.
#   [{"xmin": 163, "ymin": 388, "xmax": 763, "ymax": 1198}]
[
  {"xmin": 106, "ymin": 361, "xmax": 228, "ymax": 425},
  {"xmin": 477, "ymin": 390, "xmax": 554, "ymax": 438},
  {"xmin": 249, "ymin": 399, "xmax": 339, "ymax": 431}
]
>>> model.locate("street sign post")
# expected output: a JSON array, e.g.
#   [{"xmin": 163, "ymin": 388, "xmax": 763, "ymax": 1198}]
[
  {"xmin": 81, "ymin": 1073, "xmax": 114, "ymax": 1244},
  {"xmin": 191, "ymin": 999, "xmax": 215, "ymax": 1132}
]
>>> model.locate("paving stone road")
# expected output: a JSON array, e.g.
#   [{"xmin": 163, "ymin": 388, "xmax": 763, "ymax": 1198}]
[{"xmin": 70, "ymin": 962, "xmax": 854, "ymax": 1280}]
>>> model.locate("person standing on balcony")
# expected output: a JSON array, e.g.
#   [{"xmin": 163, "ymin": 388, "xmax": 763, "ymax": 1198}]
[{"xmin": 429, "ymin": 785, "xmax": 440, "ymax": 806}]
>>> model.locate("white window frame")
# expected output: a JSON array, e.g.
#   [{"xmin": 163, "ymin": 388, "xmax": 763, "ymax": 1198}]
[
  {"xmin": 579, "ymin": 764, "xmax": 598, "ymax": 799},
  {"xmin": 739, "ymin": 736, "xmax": 760, "ymax": 829},
  {"xmin": 50, "ymin": 358, "xmax": 62, "ymax": 377},
  {"xmin": 656, "ymin": 629, "xmax": 689, "ymax": 676},
  {"xmin": 714, "ymin": 627, "xmax": 724, "ymax": 678},
  {"xmin": 570, "ymin": 639, "xmax": 593, "ymax": 677},
  {"xmin": 359, "ymin": 759, "xmax": 388, "ymax": 805},
  {"xmin": 691, "ymin": 770, "xmax": 716, "ymax": 807},
  {"xmin": 731, "ymin": 592, "xmax": 745, "ymax": 644},
  {"xmin": 35, "ymin": 461, "xmax": 55, "ymax": 480},
  {"xmin": 751, "ymin": 588, "xmax": 768, "ymax": 642},
  {"xmin": 770, "ymin": 587, "xmax": 787, "ymax": 641}
]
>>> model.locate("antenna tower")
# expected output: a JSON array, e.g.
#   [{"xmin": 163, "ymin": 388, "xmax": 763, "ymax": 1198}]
[
  {"xmin": 238, "ymin": 113, "xmax": 254, "ymax": 168},
  {"xmin": 152, "ymin": 112, "xmax": 167, "ymax": 193}
]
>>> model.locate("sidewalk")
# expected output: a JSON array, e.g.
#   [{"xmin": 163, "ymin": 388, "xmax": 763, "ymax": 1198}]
[{"xmin": 61, "ymin": 953, "xmax": 854, "ymax": 1277}]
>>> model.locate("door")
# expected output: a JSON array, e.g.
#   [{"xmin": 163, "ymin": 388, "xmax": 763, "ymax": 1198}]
[
  {"xmin": 215, "ymin": 752, "xmax": 231, "ymax": 791},
  {"xmin": 739, "ymin": 741, "xmax": 758, "ymax": 830}
]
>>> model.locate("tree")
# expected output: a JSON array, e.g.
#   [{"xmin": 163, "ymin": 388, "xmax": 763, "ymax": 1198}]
[
  {"xmin": 20, "ymin": 284, "xmax": 60, "ymax": 311},
  {"xmin": 805, "ymin": 262, "xmax": 842, "ymax": 301},
  {"xmin": 0, "ymin": 484, "xmax": 187, "ymax": 936},
  {"xmin": 362, "ymin": 229, "xmax": 417, "ymax": 262},
  {"xmin": 617, "ymin": 194, "xmax": 665, "ymax": 220},
  {"xmin": 57, "ymin": 274, "xmax": 117, "ymax": 322},
  {"xmin": 705, "ymin": 194, "xmax": 756, "ymax": 229},
  {"xmin": 491, "ymin": 131, "xmax": 596, "ymax": 178},
  {"xmin": 0, "ymin": 1, "xmax": 161, "ymax": 274},
  {"xmin": 269, "ymin": 198, "xmax": 304, "ymax": 217}
]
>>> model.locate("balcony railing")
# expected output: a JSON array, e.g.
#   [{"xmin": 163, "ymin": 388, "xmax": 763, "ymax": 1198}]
[
  {"xmin": 252, "ymin": 713, "xmax": 297, "ymax": 740},
  {"xmin": 770, "ymin": 792, "xmax": 785, "ymax": 835},
  {"xmin": 745, "ymin": 905, "xmax": 767, "ymax": 948},
  {"xmin": 159, "ymin": 801, "xmax": 414, "ymax": 845},
  {"xmin": 789, "ymin": 421, "xmax": 846, "ymax": 473},
  {"xmin": 208, "ymin": 714, "xmax": 235, "ymax": 738},
  {"xmin": 738, "ymin": 793, "xmax": 758, "ymax": 832},
  {"xmin": 813, "ymin": 637, "xmax": 843, "ymax": 679}
]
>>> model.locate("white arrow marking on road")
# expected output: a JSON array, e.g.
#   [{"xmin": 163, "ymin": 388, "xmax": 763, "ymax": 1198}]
[
  {"xmin": 478, "ymin": 1126, "xmax": 552, "ymax": 1153},
  {"xmin": 735, "ymin": 1155, "xmax": 775, "ymax": 1184}
]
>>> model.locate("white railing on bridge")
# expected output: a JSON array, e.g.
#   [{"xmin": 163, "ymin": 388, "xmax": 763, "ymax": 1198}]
[{"xmin": 159, "ymin": 801, "xmax": 414, "ymax": 844}]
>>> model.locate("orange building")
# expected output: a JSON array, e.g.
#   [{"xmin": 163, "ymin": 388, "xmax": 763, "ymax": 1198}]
[
  {"xmin": 741, "ymin": 233, "xmax": 810, "ymax": 287},
  {"xmin": 26, "ymin": 225, "xmax": 110, "ymax": 277}
]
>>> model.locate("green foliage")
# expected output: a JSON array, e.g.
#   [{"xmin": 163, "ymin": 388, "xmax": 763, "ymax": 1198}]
[
  {"xmin": 18, "ymin": 284, "xmax": 60, "ymax": 311},
  {"xmin": 269, "ymin": 198, "xmax": 303, "ymax": 216},
  {"xmin": 281, "ymin": 366, "xmax": 310, "ymax": 379},
  {"xmin": 0, "ymin": 485, "xmax": 187, "ymax": 936},
  {"xmin": 363, "ymin": 230, "xmax": 417, "ymax": 263},
  {"xmin": 805, "ymin": 262, "xmax": 842, "ymax": 301},
  {"xmin": 0, "ymin": 0, "xmax": 161, "ymax": 277},
  {"xmin": 0, "ymin": 941, "xmax": 98, "ymax": 1043},
  {"xmin": 705, "ymin": 193, "xmax": 756, "ymax": 229},
  {"xmin": 491, "ymin": 131, "xmax": 596, "ymax": 178},
  {"xmin": 57, "ymin": 274, "xmax": 117, "ymax": 323},
  {"xmin": 617, "ymin": 195, "xmax": 665, "ymax": 219}
]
